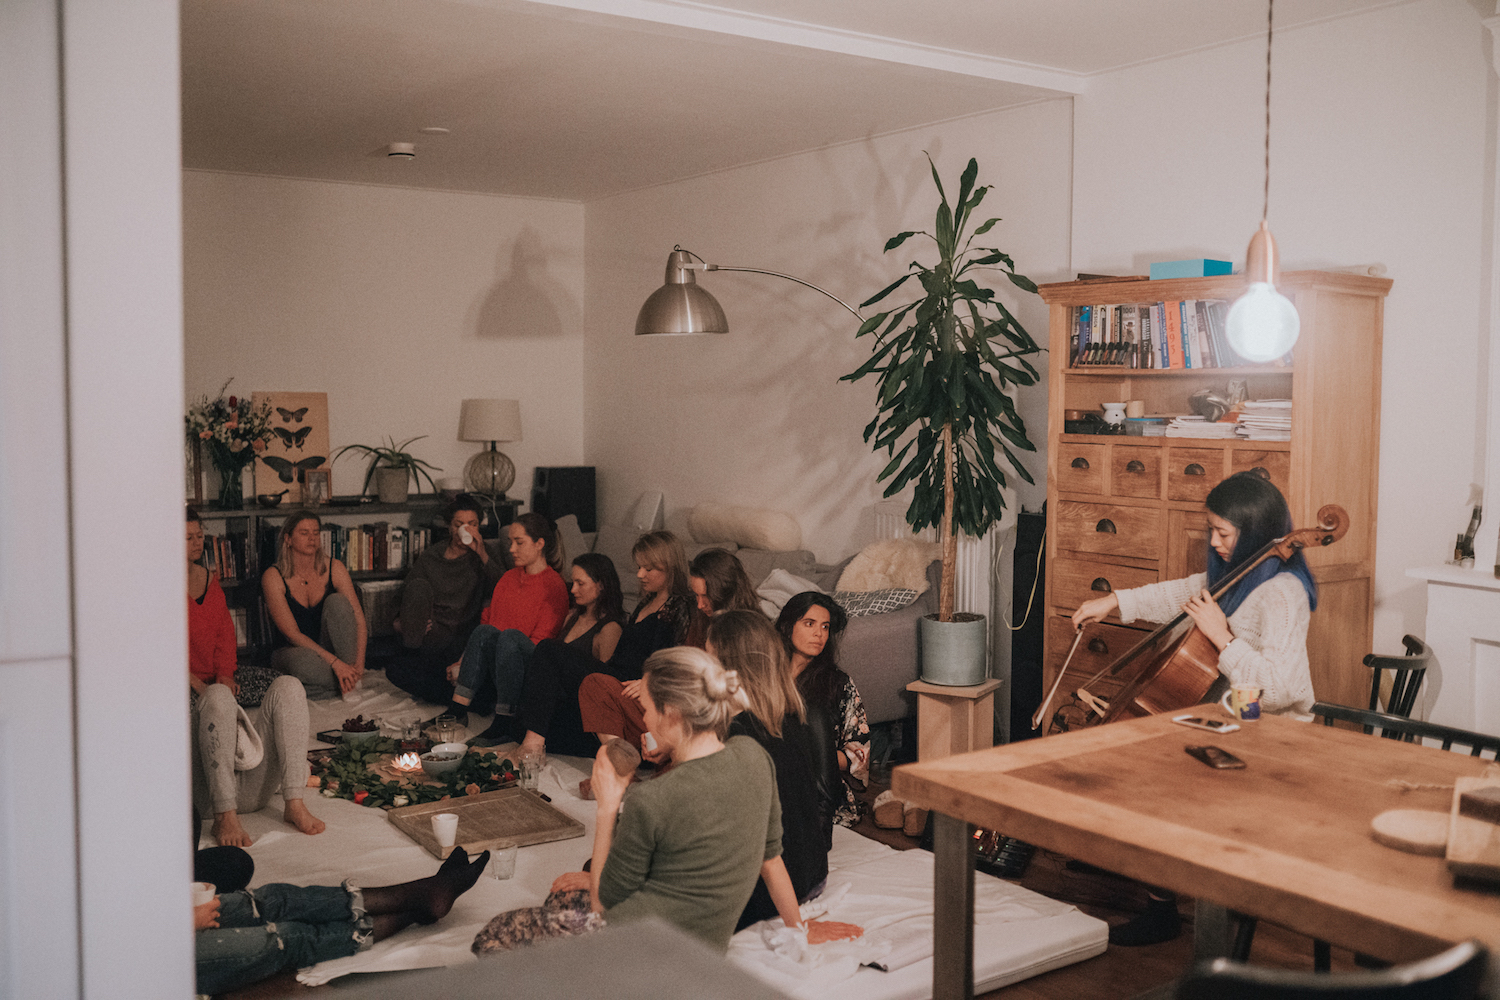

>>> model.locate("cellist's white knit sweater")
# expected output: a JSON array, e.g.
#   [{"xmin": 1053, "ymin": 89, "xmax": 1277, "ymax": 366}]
[{"xmin": 1113, "ymin": 572, "xmax": 1314, "ymax": 719}]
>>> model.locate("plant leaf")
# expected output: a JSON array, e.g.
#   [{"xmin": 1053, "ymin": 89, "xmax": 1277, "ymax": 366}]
[{"xmin": 884, "ymin": 231, "xmax": 918, "ymax": 252}]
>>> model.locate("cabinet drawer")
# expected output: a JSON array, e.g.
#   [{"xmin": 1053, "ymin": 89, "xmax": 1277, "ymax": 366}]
[
  {"xmin": 1230, "ymin": 449, "xmax": 1290, "ymax": 497},
  {"xmin": 1056, "ymin": 501, "xmax": 1163, "ymax": 560},
  {"xmin": 1111, "ymin": 445, "xmax": 1160, "ymax": 499},
  {"xmin": 1056, "ymin": 443, "xmax": 1106, "ymax": 495},
  {"xmin": 1044, "ymin": 615, "xmax": 1148, "ymax": 701},
  {"xmin": 1166, "ymin": 447, "xmax": 1225, "ymax": 503},
  {"xmin": 1052, "ymin": 557, "xmax": 1158, "ymax": 613}
]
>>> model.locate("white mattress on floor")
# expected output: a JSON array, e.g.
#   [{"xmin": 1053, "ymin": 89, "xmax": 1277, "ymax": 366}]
[
  {"xmin": 726, "ymin": 826, "xmax": 1108, "ymax": 1000},
  {"xmin": 220, "ymin": 675, "xmax": 1106, "ymax": 992}
]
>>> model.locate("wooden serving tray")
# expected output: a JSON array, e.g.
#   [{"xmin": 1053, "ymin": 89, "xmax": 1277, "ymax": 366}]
[
  {"xmin": 387, "ymin": 787, "xmax": 585, "ymax": 859},
  {"xmin": 1448, "ymin": 775, "xmax": 1500, "ymax": 883}
]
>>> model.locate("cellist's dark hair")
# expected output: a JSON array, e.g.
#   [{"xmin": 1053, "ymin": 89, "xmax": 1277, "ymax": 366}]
[{"xmin": 1205, "ymin": 472, "xmax": 1317, "ymax": 615}]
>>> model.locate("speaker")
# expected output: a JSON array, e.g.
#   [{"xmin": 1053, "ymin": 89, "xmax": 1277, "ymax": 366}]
[{"xmin": 531, "ymin": 466, "xmax": 596, "ymax": 532}]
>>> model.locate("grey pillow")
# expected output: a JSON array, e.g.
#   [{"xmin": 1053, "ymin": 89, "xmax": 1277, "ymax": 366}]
[
  {"xmin": 555, "ymin": 514, "xmax": 590, "ymax": 566},
  {"xmin": 832, "ymin": 588, "xmax": 919, "ymax": 617},
  {"xmin": 735, "ymin": 549, "xmax": 817, "ymax": 589}
]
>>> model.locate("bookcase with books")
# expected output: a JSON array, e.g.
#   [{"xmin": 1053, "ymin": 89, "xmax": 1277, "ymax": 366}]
[{"xmin": 1036, "ymin": 270, "xmax": 1392, "ymax": 715}]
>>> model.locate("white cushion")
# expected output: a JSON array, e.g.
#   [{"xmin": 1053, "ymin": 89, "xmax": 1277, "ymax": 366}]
[
  {"xmin": 689, "ymin": 503, "xmax": 802, "ymax": 551},
  {"xmin": 755, "ymin": 568, "xmax": 825, "ymax": 618},
  {"xmin": 836, "ymin": 539, "xmax": 941, "ymax": 594},
  {"xmin": 555, "ymin": 514, "xmax": 590, "ymax": 566}
]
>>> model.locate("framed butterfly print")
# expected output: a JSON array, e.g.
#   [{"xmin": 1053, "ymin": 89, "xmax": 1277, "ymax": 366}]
[{"xmin": 252, "ymin": 391, "xmax": 329, "ymax": 503}]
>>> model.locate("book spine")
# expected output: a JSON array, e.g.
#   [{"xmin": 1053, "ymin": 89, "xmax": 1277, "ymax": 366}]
[
  {"xmin": 1179, "ymin": 301, "xmax": 1194, "ymax": 369},
  {"xmin": 1195, "ymin": 300, "xmax": 1219, "ymax": 368},
  {"xmin": 1164, "ymin": 302, "xmax": 1184, "ymax": 369},
  {"xmin": 1138, "ymin": 305, "xmax": 1153, "ymax": 369}
]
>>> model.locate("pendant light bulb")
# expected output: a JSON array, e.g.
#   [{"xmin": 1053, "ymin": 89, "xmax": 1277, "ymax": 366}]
[{"xmin": 1226, "ymin": 220, "xmax": 1300, "ymax": 363}]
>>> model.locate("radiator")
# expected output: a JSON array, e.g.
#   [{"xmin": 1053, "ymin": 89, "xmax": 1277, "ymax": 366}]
[{"xmin": 872, "ymin": 498, "xmax": 992, "ymax": 617}]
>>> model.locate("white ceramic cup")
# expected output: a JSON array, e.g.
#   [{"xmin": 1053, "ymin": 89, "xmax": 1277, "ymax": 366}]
[
  {"xmin": 431, "ymin": 812, "xmax": 460, "ymax": 849},
  {"xmin": 192, "ymin": 882, "xmax": 216, "ymax": 907}
]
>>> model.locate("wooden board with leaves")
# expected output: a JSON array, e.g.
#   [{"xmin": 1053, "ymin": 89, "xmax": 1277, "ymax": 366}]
[
  {"xmin": 309, "ymin": 738, "xmax": 519, "ymax": 810},
  {"xmin": 389, "ymin": 788, "xmax": 586, "ymax": 859}
]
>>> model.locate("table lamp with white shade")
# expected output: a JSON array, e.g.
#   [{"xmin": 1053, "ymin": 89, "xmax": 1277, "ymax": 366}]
[{"xmin": 459, "ymin": 398, "xmax": 521, "ymax": 498}]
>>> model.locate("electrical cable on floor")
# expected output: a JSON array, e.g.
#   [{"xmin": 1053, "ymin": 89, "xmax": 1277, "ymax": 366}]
[{"xmin": 1000, "ymin": 526, "xmax": 1045, "ymax": 632}]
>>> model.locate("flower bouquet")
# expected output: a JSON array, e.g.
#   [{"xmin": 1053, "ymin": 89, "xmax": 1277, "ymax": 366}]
[{"xmin": 186, "ymin": 379, "xmax": 274, "ymax": 508}]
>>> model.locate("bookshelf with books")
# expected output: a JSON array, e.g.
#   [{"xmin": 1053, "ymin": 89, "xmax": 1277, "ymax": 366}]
[{"xmin": 1036, "ymin": 269, "xmax": 1391, "ymax": 715}]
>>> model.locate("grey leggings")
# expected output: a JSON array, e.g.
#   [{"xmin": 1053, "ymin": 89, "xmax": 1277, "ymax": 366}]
[
  {"xmin": 270, "ymin": 592, "xmax": 359, "ymax": 700},
  {"xmin": 192, "ymin": 675, "xmax": 310, "ymax": 818}
]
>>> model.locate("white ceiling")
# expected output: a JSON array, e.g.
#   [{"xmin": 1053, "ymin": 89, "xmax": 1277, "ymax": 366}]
[{"xmin": 181, "ymin": 0, "xmax": 1412, "ymax": 202}]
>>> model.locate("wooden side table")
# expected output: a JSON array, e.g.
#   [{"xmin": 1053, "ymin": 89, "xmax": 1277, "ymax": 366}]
[{"xmin": 906, "ymin": 678, "xmax": 1003, "ymax": 761}]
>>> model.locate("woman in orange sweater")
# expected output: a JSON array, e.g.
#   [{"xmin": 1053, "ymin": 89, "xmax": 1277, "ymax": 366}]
[{"xmin": 438, "ymin": 513, "xmax": 570, "ymax": 726}]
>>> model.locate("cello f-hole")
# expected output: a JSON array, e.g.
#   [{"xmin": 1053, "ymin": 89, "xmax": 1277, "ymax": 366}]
[{"xmin": 1095, "ymin": 519, "xmax": 1116, "ymax": 534}]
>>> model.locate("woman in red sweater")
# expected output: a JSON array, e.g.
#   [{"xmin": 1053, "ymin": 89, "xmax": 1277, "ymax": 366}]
[
  {"xmin": 187, "ymin": 510, "xmax": 239, "ymax": 696},
  {"xmin": 439, "ymin": 513, "xmax": 569, "ymax": 726}
]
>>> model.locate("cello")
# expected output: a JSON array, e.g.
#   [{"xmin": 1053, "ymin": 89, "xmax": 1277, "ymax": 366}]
[{"xmin": 1032, "ymin": 503, "xmax": 1349, "ymax": 734}]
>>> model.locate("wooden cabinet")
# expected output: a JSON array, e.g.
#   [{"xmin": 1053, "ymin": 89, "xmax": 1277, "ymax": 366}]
[{"xmin": 1037, "ymin": 271, "xmax": 1391, "ymax": 712}]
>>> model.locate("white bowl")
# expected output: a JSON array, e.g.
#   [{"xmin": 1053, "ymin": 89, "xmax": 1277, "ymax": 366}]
[
  {"xmin": 432, "ymin": 742, "xmax": 468, "ymax": 756},
  {"xmin": 420, "ymin": 751, "xmax": 464, "ymax": 778}
]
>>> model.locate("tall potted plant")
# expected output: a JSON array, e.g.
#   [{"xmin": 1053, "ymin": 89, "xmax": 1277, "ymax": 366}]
[{"xmin": 844, "ymin": 156, "xmax": 1042, "ymax": 685}]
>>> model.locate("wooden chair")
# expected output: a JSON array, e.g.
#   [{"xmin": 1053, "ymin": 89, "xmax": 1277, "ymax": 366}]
[
  {"xmin": 1174, "ymin": 939, "xmax": 1487, "ymax": 999},
  {"xmin": 1312, "ymin": 703, "xmax": 1500, "ymax": 759},
  {"xmin": 1363, "ymin": 635, "xmax": 1430, "ymax": 731}
]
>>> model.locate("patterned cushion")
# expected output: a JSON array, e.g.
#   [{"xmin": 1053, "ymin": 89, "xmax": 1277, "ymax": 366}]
[{"xmin": 831, "ymin": 588, "xmax": 919, "ymax": 618}]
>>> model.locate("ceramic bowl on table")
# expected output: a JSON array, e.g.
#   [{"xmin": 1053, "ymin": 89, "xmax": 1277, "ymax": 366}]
[
  {"xmin": 432, "ymin": 742, "xmax": 469, "ymax": 757},
  {"xmin": 342, "ymin": 727, "xmax": 381, "ymax": 750},
  {"xmin": 420, "ymin": 751, "xmax": 464, "ymax": 778}
]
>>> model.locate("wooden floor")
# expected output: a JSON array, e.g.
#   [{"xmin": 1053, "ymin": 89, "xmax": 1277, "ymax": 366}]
[{"xmin": 220, "ymin": 779, "xmax": 1358, "ymax": 1000}]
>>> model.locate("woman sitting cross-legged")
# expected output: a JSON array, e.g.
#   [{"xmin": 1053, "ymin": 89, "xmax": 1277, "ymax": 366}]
[
  {"xmin": 195, "ymin": 847, "xmax": 490, "ymax": 996},
  {"xmin": 502, "ymin": 530, "xmax": 696, "ymax": 757},
  {"xmin": 472, "ymin": 646, "xmax": 851, "ymax": 954},
  {"xmin": 581, "ymin": 546, "xmax": 759, "ymax": 755},
  {"xmin": 384, "ymin": 494, "xmax": 506, "ymax": 708},
  {"xmin": 467, "ymin": 553, "xmax": 624, "ymax": 747},
  {"xmin": 261, "ymin": 509, "xmax": 368, "ymax": 700},
  {"xmin": 426, "ymin": 513, "xmax": 570, "ymax": 728},
  {"xmin": 710, "ymin": 610, "xmax": 833, "ymax": 932},
  {"xmin": 777, "ymin": 592, "xmax": 871, "ymax": 832},
  {"xmin": 188, "ymin": 509, "xmax": 323, "ymax": 847}
]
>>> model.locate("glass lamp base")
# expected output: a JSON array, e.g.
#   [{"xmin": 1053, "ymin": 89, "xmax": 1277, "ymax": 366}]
[{"xmin": 464, "ymin": 448, "xmax": 515, "ymax": 497}]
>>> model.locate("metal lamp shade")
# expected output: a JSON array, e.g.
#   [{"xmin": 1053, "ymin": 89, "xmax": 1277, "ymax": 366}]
[{"xmin": 635, "ymin": 250, "xmax": 728, "ymax": 335}]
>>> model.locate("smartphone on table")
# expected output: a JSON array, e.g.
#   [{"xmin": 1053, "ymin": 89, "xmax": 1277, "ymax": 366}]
[
  {"xmin": 1185, "ymin": 745, "xmax": 1246, "ymax": 769},
  {"xmin": 1173, "ymin": 714, "xmax": 1239, "ymax": 734}
]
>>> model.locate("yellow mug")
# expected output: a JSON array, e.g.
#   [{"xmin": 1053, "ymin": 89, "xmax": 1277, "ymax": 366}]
[{"xmin": 1220, "ymin": 685, "xmax": 1262, "ymax": 721}]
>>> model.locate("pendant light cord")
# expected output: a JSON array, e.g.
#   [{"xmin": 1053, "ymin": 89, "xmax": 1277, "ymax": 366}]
[{"xmin": 1263, "ymin": 0, "xmax": 1273, "ymax": 223}]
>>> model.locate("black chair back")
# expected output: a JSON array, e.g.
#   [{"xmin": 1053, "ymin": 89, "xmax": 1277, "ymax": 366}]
[
  {"xmin": 1365, "ymin": 635, "xmax": 1430, "ymax": 731},
  {"xmin": 1175, "ymin": 939, "xmax": 1486, "ymax": 999},
  {"xmin": 1312, "ymin": 702, "xmax": 1500, "ymax": 759}
]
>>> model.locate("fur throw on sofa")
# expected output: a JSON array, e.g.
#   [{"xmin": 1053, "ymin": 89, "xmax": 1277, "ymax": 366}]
[{"xmin": 836, "ymin": 538, "xmax": 941, "ymax": 595}]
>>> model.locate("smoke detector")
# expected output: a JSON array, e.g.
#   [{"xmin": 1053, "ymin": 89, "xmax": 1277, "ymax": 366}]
[{"xmin": 385, "ymin": 142, "xmax": 416, "ymax": 160}]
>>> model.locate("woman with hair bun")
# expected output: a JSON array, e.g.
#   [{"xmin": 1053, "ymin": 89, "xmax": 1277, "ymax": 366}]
[{"xmin": 473, "ymin": 645, "xmax": 806, "ymax": 953}]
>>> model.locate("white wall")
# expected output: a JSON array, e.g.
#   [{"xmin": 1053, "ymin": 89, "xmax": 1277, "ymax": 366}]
[
  {"xmin": 183, "ymin": 172, "xmax": 587, "ymax": 501},
  {"xmin": 583, "ymin": 100, "xmax": 1074, "ymax": 562},
  {"xmin": 1070, "ymin": 0, "xmax": 1490, "ymax": 653}
]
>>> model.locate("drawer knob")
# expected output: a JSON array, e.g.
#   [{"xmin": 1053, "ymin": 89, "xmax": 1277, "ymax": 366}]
[
  {"xmin": 1071, "ymin": 457, "xmax": 1090, "ymax": 469},
  {"xmin": 1091, "ymin": 577, "xmax": 1113, "ymax": 593},
  {"xmin": 1087, "ymin": 638, "xmax": 1109, "ymax": 654},
  {"xmin": 1125, "ymin": 460, "xmax": 1145, "ymax": 473},
  {"xmin": 1185, "ymin": 463, "xmax": 1205, "ymax": 477},
  {"xmin": 1249, "ymin": 466, "xmax": 1271, "ymax": 480},
  {"xmin": 1095, "ymin": 519, "xmax": 1117, "ymax": 534}
]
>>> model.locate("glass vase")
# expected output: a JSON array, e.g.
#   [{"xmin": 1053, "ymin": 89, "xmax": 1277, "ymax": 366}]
[{"xmin": 216, "ymin": 462, "xmax": 244, "ymax": 508}]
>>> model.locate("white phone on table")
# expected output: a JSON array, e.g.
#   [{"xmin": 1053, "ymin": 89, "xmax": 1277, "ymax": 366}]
[{"xmin": 1173, "ymin": 714, "xmax": 1240, "ymax": 734}]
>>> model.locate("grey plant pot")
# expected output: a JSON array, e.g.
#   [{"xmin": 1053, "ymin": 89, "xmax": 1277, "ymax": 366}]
[
  {"xmin": 919, "ymin": 613, "xmax": 989, "ymax": 686},
  {"xmin": 375, "ymin": 467, "xmax": 410, "ymax": 505}
]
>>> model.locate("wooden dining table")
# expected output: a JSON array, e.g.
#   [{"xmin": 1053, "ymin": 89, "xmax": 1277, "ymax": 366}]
[{"xmin": 892, "ymin": 711, "xmax": 1500, "ymax": 1000}]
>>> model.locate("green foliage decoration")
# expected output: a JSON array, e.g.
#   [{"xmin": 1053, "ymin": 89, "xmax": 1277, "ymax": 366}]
[
  {"xmin": 311, "ymin": 738, "xmax": 517, "ymax": 809},
  {"xmin": 842, "ymin": 156, "xmax": 1043, "ymax": 548},
  {"xmin": 332, "ymin": 435, "xmax": 442, "ymax": 495}
]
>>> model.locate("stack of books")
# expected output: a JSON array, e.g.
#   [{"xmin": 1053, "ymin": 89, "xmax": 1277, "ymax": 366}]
[
  {"xmin": 1165, "ymin": 415, "xmax": 1240, "ymax": 439},
  {"xmin": 1070, "ymin": 300, "xmax": 1271, "ymax": 369},
  {"xmin": 1236, "ymin": 399, "xmax": 1293, "ymax": 441}
]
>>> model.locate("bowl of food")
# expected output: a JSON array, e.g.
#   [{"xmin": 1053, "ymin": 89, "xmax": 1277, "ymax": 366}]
[
  {"xmin": 341, "ymin": 715, "xmax": 381, "ymax": 749},
  {"xmin": 432, "ymin": 742, "xmax": 469, "ymax": 757},
  {"xmin": 420, "ymin": 751, "xmax": 464, "ymax": 778}
]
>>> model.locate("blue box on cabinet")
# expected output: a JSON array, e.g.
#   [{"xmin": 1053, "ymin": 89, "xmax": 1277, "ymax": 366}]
[{"xmin": 1149, "ymin": 259, "xmax": 1233, "ymax": 280}]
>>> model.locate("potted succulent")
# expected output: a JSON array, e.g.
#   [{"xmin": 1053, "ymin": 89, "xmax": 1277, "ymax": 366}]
[
  {"xmin": 844, "ymin": 156, "xmax": 1043, "ymax": 685},
  {"xmin": 332, "ymin": 436, "xmax": 441, "ymax": 504}
]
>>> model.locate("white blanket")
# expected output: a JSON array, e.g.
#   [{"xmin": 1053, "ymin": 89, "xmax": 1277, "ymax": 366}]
[{"xmin": 217, "ymin": 675, "xmax": 1106, "ymax": 995}]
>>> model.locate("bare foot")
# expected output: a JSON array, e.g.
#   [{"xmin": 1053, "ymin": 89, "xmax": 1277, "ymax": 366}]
[
  {"xmin": 284, "ymin": 798, "xmax": 326, "ymax": 836},
  {"xmin": 212, "ymin": 811, "xmax": 253, "ymax": 848}
]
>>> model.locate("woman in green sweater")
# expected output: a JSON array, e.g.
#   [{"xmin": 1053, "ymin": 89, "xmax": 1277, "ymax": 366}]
[{"xmin": 472, "ymin": 646, "xmax": 805, "ymax": 953}]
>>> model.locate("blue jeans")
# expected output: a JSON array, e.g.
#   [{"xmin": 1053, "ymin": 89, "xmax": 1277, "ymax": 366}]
[
  {"xmin": 195, "ymin": 882, "xmax": 372, "ymax": 995},
  {"xmin": 455, "ymin": 625, "xmax": 532, "ymax": 714}
]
